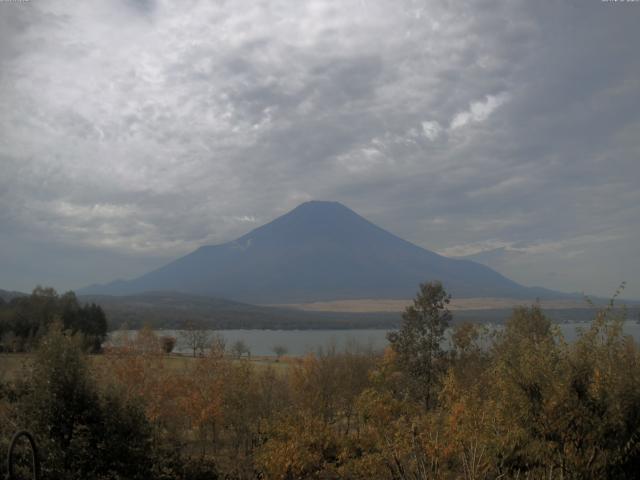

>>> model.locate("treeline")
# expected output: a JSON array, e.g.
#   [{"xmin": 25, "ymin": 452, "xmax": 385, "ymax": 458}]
[
  {"xmin": 1, "ymin": 282, "xmax": 639, "ymax": 479},
  {"xmin": 0, "ymin": 286, "xmax": 107, "ymax": 353},
  {"xmin": 80, "ymin": 291, "xmax": 400, "ymax": 330},
  {"xmin": 75, "ymin": 292, "xmax": 629, "ymax": 331}
]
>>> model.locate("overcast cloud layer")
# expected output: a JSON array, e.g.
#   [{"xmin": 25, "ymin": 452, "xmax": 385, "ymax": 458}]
[{"xmin": 1, "ymin": 0, "xmax": 639, "ymax": 298}]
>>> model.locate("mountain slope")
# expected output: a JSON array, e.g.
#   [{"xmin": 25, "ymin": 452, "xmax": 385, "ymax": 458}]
[
  {"xmin": 79, "ymin": 201, "xmax": 563, "ymax": 303},
  {"xmin": 0, "ymin": 289, "xmax": 28, "ymax": 302}
]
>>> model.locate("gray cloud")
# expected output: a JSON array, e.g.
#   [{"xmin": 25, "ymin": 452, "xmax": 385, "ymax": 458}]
[{"xmin": 0, "ymin": 0, "xmax": 638, "ymax": 298}]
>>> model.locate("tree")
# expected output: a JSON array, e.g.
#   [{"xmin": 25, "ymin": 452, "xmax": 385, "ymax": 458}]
[
  {"xmin": 179, "ymin": 320, "xmax": 210, "ymax": 357},
  {"xmin": 272, "ymin": 345, "xmax": 288, "ymax": 361},
  {"xmin": 79, "ymin": 302, "xmax": 108, "ymax": 352},
  {"xmin": 231, "ymin": 339, "xmax": 250, "ymax": 359},
  {"xmin": 487, "ymin": 303, "xmax": 640, "ymax": 479},
  {"xmin": 134, "ymin": 325, "xmax": 161, "ymax": 355},
  {"xmin": 160, "ymin": 336, "xmax": 177, "ymax": 354},
  {"xmin": 24, "ymin": 323, "xmax": 96, "ymax": 475},
  {"xmin": 387, "ymin": 281, "xmax": 451, "ymax": 408},
  {"xmin": 210, "ymin": 332, "xmax": 226, "ymax": 357},
  {"xmin": 22, "ymin": 324, "xmax": 155, "ymax": 479},
  {"xmin": 0, "ymin": 288, "xmax": 108, "ymax": 352},
  {"xmin": 61, "ymin": 295, "xmax": 108, "ymax": 353}
]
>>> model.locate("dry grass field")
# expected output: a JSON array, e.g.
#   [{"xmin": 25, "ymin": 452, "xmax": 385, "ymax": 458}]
[
  {"xmin": 270, "ymin": 297, "xmax": 591, "ymax": 313},
  {"xmin": 0, "ymin": 352, "xmax": 293, "ymax": 383}
]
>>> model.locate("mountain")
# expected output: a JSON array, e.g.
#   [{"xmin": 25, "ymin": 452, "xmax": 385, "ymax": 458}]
[
  {"xmin": 79, "ymin": 201, "xmax": 564, "ymax": 303},
  {"xmin": 0, "ymin": 288, "xmax": 28, "ymax": 302},
  {"xmin": 456, "ymin": 247, "xmax": 516, "ymax": 268}
]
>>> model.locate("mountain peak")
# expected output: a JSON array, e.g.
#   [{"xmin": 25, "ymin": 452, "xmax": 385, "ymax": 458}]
[
  {"xmin": 237, "ymin": 200, "xmax": 380, "ymax": 246},
  {"xmin": 293, "ymin": 200, "xmax": 349, "ymax": 210},
  {"xmin": 286, "ymin": 200, "xmax": 355, "ymax": 218}
]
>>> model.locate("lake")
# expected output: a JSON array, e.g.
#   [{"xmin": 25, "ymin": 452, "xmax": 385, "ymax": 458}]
[{"xmin": 110, "ymin": 321, "xmax": 640, "ymax": 357}]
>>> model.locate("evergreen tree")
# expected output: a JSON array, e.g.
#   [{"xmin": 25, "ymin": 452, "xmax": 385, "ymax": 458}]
[{"xmin": 22, "ymin": 325, "xmax": 154, "ymax": 479}]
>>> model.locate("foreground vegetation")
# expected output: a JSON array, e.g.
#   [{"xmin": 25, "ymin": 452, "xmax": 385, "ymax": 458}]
[
  {"xmin": 1, "ymin": 282, "xmax": 639, "ymax": 479},
  {"xmin": 0, "ymin": 287, "xmax": 107, "ymax": 353}
]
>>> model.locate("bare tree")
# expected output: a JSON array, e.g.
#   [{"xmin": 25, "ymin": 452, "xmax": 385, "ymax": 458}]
[
  {"xmin": 231, "ymin": 339, "xmax": 250, "ymax": 359},
  {"xmin": 210, "ymin": 332, "xmax": 226, "ymax": 357},
  {"xmin": 272, "ymin": 345, "xmax": 288, "ymax": 361},
  {"xmin": 179, "ymin": 320, "xmax": 210, "ymax": 357}
]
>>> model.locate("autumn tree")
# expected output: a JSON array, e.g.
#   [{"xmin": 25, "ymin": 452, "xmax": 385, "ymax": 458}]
[
  {"xmin": 387, "ymin": 281, "xmax": 451, "ymax": 408},
  {"xmin": 259, "ymin": 347, "xmax": 377, "ymax": 478},
  {"xmin": 488, "ymin": 303, "xmax": 640, "ymax": 478},
  {"xmin": 160, "ymin": 335, "xmax": 177, "ymax": 354},
  {"xmin": 178, "ymin": 347, "xmax": 228, "ymax": 458}
]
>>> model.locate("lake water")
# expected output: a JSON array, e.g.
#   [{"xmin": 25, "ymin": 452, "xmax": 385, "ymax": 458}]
[{"xmin": 110, "ymin": 321, "xmax": 640, "ymax": 357}]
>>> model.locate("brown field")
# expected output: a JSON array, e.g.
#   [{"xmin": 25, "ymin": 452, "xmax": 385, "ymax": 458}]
[
  {"xmin": 268, "ymin": 297, "xmax": 591, "ymax": 313},
  {"xmin": 0, "ymin": 352, "xmax": 292, "ymax": 383}
]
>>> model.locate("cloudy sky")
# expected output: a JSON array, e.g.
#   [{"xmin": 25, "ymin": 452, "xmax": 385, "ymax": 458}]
[{"xmin": 1, "ymin": 0, "xmax": 639, "ymax": 298}]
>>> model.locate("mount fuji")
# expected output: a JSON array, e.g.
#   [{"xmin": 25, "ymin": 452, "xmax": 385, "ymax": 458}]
[{"xmin": 79, "ymin": 201, "xmax": 562, "ymax": 303}]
